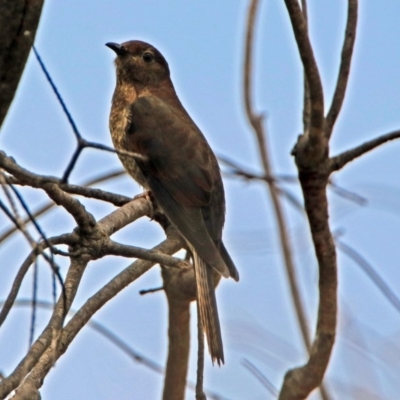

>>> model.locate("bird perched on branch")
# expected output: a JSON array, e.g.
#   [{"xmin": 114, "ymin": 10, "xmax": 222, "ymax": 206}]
[{"xmin": 106, "ymin": 40, "xmax": 239, "ymax": 365}]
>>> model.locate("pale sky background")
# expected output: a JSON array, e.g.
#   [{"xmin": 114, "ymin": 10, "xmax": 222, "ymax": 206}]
[{"xmin": 1, "ymin": 1, "xmax": 400, "ymax": 399}]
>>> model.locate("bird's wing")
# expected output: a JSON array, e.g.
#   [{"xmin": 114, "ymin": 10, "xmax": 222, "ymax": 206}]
[{"xmin": 127, "ymin": 95, "xmax": 229, "ymax": 278}]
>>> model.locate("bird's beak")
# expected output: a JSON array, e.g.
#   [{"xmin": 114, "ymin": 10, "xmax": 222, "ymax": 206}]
[{"xmin": 105, "ymin": 42, "xmax": 127, "ymax": 56}]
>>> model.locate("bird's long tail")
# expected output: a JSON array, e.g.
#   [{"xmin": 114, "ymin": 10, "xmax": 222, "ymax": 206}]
[{"xmin": 193, "ymin": 249, "xmax": 224, "ymax": 365}]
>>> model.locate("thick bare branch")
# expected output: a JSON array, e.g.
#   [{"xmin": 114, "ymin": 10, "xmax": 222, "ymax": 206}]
[
  {"xmin": 279, "ymin": 171, "xmax": 336, "ymax": 399},
  {"xmin": 103, "ymin": 239, "xmax": 190, "ymax": 269},
  {"xmin": 97, "ymin": 197, "xmax": 152, "ymax": 236},
  {"xmin": 325, "ymin": 0, "xmax": 358, "ymax": 137},
  {"xmin": 162, "ymin": 279, "xmax": 191, "ymax": 400}
]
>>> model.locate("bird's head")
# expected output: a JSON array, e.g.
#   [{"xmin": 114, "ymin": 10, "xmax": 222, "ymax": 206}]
[{"xmin": 106, "ymin": 40, "xmax": 170, "ymax": 88}]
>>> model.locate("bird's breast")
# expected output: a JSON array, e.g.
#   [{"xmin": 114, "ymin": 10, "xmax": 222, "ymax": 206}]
[{"xmin": 109, "ymin": 94, "xmax": 147, "ymax": 187}]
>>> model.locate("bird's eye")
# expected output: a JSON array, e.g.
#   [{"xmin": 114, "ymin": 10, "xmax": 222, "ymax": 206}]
[{"xmin": 142, "ymin": 52, "xmax": 154, "ymax": 63}]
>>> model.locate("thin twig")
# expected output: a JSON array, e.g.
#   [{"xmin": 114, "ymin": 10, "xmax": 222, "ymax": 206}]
[
  {"xmin": 33, "ymin": 46, "xmax": 82, "ymax": 140},
  {"xmin": 32, "ymin": 47, "xmax": 145, "ymax": 182},
  {"xmin": 242, "ymin": 358, "xmax": 278, "ymax": 397},
  {"xmin": 29, "ymin": 258, "xmax": 39, "ymax": 347},
  {"xmin": 139, "ymin": 286, "xmax": 164, "ymax": 295},
  {"xmin": 329, "ymin": 130, "xmax": 400, "ymax": 172},
  {"xmin": 337, "ymin": 240, "xmax": 400, "ymax": 314}
]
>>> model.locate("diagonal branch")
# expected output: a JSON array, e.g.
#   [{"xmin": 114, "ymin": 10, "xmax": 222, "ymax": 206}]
[
  {"xmin": 0, "ymin": 151, "xmax": 96, "ymax": 231},
  {"xmin": 0, "ymin": 169, "xmax": 128, "ymax": 244},
  {"xmin": 329, "ymin": 129, "xmax": 400, "ymax": 172},
  {"xmin": 0, "ymin": 254, "xmax": 89, "ymax": 399},
  {"xmin": 13, "ymin": 235, "xmax": 183, "ymax": 395},
  {"xmin": 325, "ymin": 0, "xmax": 358, "ymax": 137},
  {"xmin": 0, "ymin": 234, "xmax": 75, "ymax": 328},
  {"xmin": 103, "ymin": 239, "xmax": 190, "ymax": 269}
]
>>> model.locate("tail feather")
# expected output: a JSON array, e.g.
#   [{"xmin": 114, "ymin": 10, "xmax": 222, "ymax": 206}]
[{"xmin": 193, "ymin": 249, "xmax": 224, "ymax": 365}]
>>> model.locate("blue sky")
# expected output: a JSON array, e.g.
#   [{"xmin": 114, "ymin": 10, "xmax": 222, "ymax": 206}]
[{"xmin": 1, "ymin": 1, "xmax": 400, "ymax": 399}]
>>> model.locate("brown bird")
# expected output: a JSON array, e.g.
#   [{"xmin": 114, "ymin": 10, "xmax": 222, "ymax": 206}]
[{"xmin": 106, "ymin": 40, "xmax": 239, "ymax": 365}]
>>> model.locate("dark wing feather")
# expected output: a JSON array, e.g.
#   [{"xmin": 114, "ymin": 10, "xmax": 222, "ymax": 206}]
[{"xmin": 127, "ymin": 95, "xmax": 229, "ymax": 277}]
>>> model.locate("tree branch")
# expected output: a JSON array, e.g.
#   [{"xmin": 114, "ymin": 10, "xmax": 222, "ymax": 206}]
[
  {"xmin": 12, "ymin": 235, "xmax": 183, "ymax": 395},
  {"xmin": 103, "ymin": 239, "xmax": 190, "ymax": 269},
  {"xmin": 0, "ymin": 151, "xmax": 96, "ymax": 231},
  {"xmin": 329, "ymin": 130, "xmax": 400, "ymax": 172},
  {"xmin": 279, "ymin": 170, "xmax": 336, "ymax": 400},
  {"xmin": 0, "ymin": 255, "xmax": 89, "ymax": 399},
  {"xmin": 284, "ymin": 0, "xmax": 325, "ymax": 164},
  {"xmin": 162, "ymin": 272, "xmax": 191, "ymax": 400},
  {"xmin": 0, "ymin": 169, "xmax": 129, "ymax": 244},
  {"xmin": 0, "ymin": 234, "xmax": 76, "ymax": 327},
  {"xmin": 0, "ymin": 0, "xmax": 44, "ymax": 129},
  {"xmin": 325, "ymin": 0, "xmax": 358, "ymax": 137}
]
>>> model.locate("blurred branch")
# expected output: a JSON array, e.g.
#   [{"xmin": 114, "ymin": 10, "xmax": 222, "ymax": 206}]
[
  {"xmin": 325, "ymin": 0, "xmax": 358, "ymax": 138},
  {"xmin": 0, "ymin": 0, "xmax": 44, "ymax": 129},
  {"xmin": 328, "ymin": 179, "xmax": 367, "ymax": 205},
  {"xmin": 244, "ymin": 0, "xmax": 312, "ymax": 365},
  {"xmin": 242, "ymin": 358, "xmax": 278, "ymax": 397},
  {"xmin": 219, "ymin": 155, "xmax": 297, "ymax": 183},
  {"xmin": 330, "ymin": 129, "xmax": 400, "ymax": 172},
  {"xmin": 337, "ymin": 239, "xmax": 400, "ymax": 314}
]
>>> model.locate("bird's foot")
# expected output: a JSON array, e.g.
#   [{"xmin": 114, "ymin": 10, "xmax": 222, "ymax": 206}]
[{"xmin": 133, "ymin": 190, "xmax": 155, "ymax": 218}]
